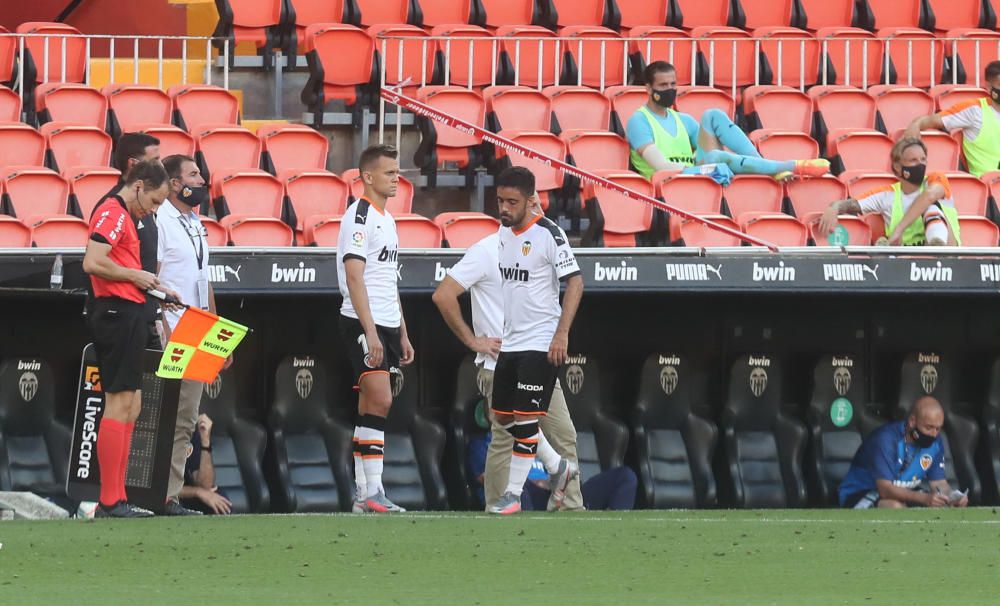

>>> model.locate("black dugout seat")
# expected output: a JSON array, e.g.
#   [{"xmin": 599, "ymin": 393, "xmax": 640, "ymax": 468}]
[
  {"xmin": 197, "ymin": 367, "xmax": 270, "ymax": 513},
  {"xmin": 892, "ymin": 352, "xmax": 981, "ymax": 504},
  {"xmin": 445, "ymin": 356, "xmax": 484, "ymax": 509},
  {"xmin": 267, "ymin": 355, "xmax": 353, "ymax": 512},
  {"xmin": 560, "ymin": 355, "xmax": 628, "ymax": 481},
  {"xmin": 979, "ymin": 358, "xmax": 1000, "ymax": 504},
  {"xmin": 0, "ymin": 358, "xmax": 71, "ymax": 502},
  {"xmin": 720, "ymin": 354, "xmax": 808, "ymax": 508},
  {"xmin": 631, "ymin": 352, "xmax": 717, "ymax": 509}
]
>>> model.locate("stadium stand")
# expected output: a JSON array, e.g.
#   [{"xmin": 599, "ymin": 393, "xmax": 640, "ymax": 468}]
[
  {"xmin": 0, "ymin": 87, "xmax": 20, "ymax": 122},
  {"xmin": 0, "ymin": 26, "xmax": 14, "ymax": 86},
  {"xmin": 943, "ymin": 171, "xmax": 990, "ymax": 216},
  {"xmin": 484, "ymin": 86, "xmax": 552, "ymax": 137},
  {"xmin": 828, "ymin": 130, "xmax": 894, "ymax": 174},
  {"xmin": 862, "ymin": 0, "xmax": 925, "ymax": 31},
  {"xmin": 16, "ymin": 22, "xmax": 87, "ymax": 100},
  {"xmin": 65, "ymin": 166, "xmax": 121, "ymax": 219},
  {"xmin": 809, "ymin": 85, "xmax": 878, "ymax": 151},
  {"xmin": 2, "ymin": 166, "xmax": 72, "ymax": 224},
  {"xmin": 959, "ymin": 215, "xmax": 1000, "ymax": 245},
  {"xmin": 258, "ymin": 123, "xmax": 329, "ymax": 175},
  {"xmin": 169, "ymin": 85, "xmax": 241, "ymax": 133},
  {"xmin": 33, "ymin": 83, "xmax": 107, "ymax": 129},
  {"xmin": 280, "ymin": 169, "xmax": 350, "ymax": 238},
  {"xmin": 300, "ymin": 24, "xmax": 375, "ymax": 125},
  {"xmin": 430, "ymin": 25, "xmax": 494, "ymax": 88},
  {"xmin": 194, "ymin": 125, "xmax": 262, "ymax": 182},
  {"xmin": 369, "ymin": 24, "xmax": 436, "ymax": 96},
  {"xmin": 222, "ymin": 215, "xmax": 295, "ymax": 246},
  {"xmin": 868, "ymin": 85, "xmax": 935, "ymax": 135},
  {"xmin": 742, "ymin": 213, "xmax": 809, "ymax": 246},
  {"xmin": 29, "ymin": 216, "xmax": 90, "ymax": 247},
  {"xmin": 625, "ymin": 26, "xmax": 695, "ymax": 86},
  {"xmin": 580, "ymin": 170, "xmax": 654, "ymax": 246},
  {"xmin": 743, "ymin": 85, "xmax": 813, "ymax": 132},
  {"xmin": 494, "ymin": 25, "xmax": 559, "ymax": 88},
  {"xmin": 784, "ymin": 175, "xmax": 848, "ymax": 217},
  {"xmin": 559, "ymin": 26, "xmax": 627, "ymax": 88},
  {"xmin": 676, "ymin": 214, "xmax": 743, "ymax": 246},
  {"xmin": 286, "ymin": 0, "xmax": 350, "ymax": 53},
  {"xmin": 491, "ymin": 130, "xmax": 566, "ymax": 208},
  {"xmin": 341, "ymin": 168, "xmax": 416, "ymax": 215},
  {"xmin": 212, "ymin": 0, "xmax": 288, "ymax": 59},
  {"xmin": 415, "ymin": 0, "xmax": 477, "ymax": 28},
  {"xmin": 631, "ymin": 352, "xmax": 718, "ymax": 508},
  {"xmin": 617, "ymin": 0, "xmax": 670, "ymax": 32},
  {"xmin": 670, "ymin": 0, "xmax": 731, "ymax": 30},
  {"xmin": 103, "ymin": 84, "xmax": 174, "ymax": 139},
  {"xmin": 201, "ymin": 217, "xmax": 228, "ymax": 246},
  {"xmin": 557, "ymin": 357, "xmax": 629, "ymax": 483},
  {"xmin": 878, "ymin": 27, "xmax": 945, "ymax": 89},
  {"xmin": 754, "ymin": 26, "xmax": 820, "ymax": 89},
  {"xmin": 926, "ymin": 0, "xmax": 987, "ymax": 31},
  {"xmin": 562, "ymin": 131, "xmax": 630, "ymax": 174},
  {"xmin": 724, "ymin": 174, "xmax": 784, "ymax": 219},
  {"xmin": 548, "ymin": 0, "xmax": 616, "ymax": 29},
  {"xmin": 652, "ymin": 173, "xmax": 724, "ymax": 241},
  {"xmin": 815, "ymin": 27, "xmax": 883, "ymax": 88},
  {"xmin": 479, "ymin": 0, "xmax": 541, "ymax": 29},
  {"xmin": 931, "ymin": 84, "xmax": 988, "ymax": 111},
  {"xmin": 947, "ymin": 29, "xmax": 1000, "ymax": 86},
  {"xmin": 137, "ymin": 125, "xmax": 196, "ymax": 158},
  {"xmin": 212, "ymin": 168, "xmax": 285, "ymax": 220},
  {"xmin": 796, "ymin": 0, "xmax": 855, "ymax": 31},
  {"xmin": 675, "ymin": 86, "xmax": 735, "ymax": 121},
  {"xmin": 41, "ymin": 123, "xmax": 113, "ymax": 174},
  {"xmin": 741, "ymin": 0, "xmax": 795, "ymax": 30},
  {"xmin": 354, "ymin": 0, "xmax": 413, "ymax": 28},
  {"xmin": 0, "ymin": 216, "xmax": 32, "ymax": 247},
  {"xmin": 544, "ymin": 85, "xmax": 612, "ymax": 134},
  {"xmin": 750, "ymin": 130, "xmax": 820, "ymax": 160},
  {"xmin": 412, "ymin": 86, "xmax": 485, "ymax": 186},
  {"xmin": 690, "ymin": 26, "xmax": 755, "ymax": 88},
  {"xmin": 301, "ymin": 215, "xmax": 342, "ymax": 246},
  {"xmin": 802, "ymin": 212, "xmax": 872, "ymax": 245},
  {"xmin": 604, "ymin": 85, "xmax": 646, "ymax": 136},
  {"xmin": 0, "ymin": 123, "xmax": 46, "ymax": 170},
  {"xmin": 396, "ymin": 215, "xmax": 443, "ymax": 247},
  {"xmin": 434, "ymin": 212, "xmax": 501, "ymax": 247}
]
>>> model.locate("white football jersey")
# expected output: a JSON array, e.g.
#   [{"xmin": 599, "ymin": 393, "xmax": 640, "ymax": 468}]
[
  {"xmin": 447, "ymin": 232, "xmax": 502, "ymax": 370},
  {"xmin": 337, "ymin": 198, "xmax": 401, "ymax": 328},
  {"xmin": 497, "ymin": 216, "xmax": 580, "ymax": 352}
]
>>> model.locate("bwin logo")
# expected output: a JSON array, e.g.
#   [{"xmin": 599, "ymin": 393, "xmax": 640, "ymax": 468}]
[
  {"xmin": 271, "ymin": 262, "xmax": 316, "ymax": 283},
  {"xmin": 500, "ymin": 265, "xmax": 529, "ymax": 282},
  {"xmin": 594, "ymin": 261, "xmax": 638, "ymax": 282},
  {"xmin": 434, "ymin": 262, "xmax": 454, "ymax": 282},
  {"xmin": 295, "ymin": 369, "xmax": 314, "ymax": 399},
  {"xmin": 18, "ymin": 372, "xmax": 38, "ymax": 402},
  {"xmin": 752, "ymin": 261, "xmax": 795, "ymax": 282},
  {"xmin": 378, "ymin": 246, "xmax": 399, "ymax": 263},
  {"xmin": 910, "ymin": 261, "xmax": 953, "ymax": 282}
]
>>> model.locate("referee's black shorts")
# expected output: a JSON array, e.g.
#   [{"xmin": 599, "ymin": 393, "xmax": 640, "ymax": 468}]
[{"xmin": 89, "ymin": 297, "xmax": 147, "ymax": 393}]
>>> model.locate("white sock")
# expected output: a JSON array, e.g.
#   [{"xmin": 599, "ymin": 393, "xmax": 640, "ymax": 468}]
[
  {"xmin": 536, "ymin": 430, "xmax": 561, "ymax": 474},
  {"xmin": 352, "ymin": 428, "xmax": 366, "ymax": 500},
  {"xmin": 358, "ymin": 426, "xmax": 385, "ymax": 498},
  {"xmin": 506, "ymin": 453, "xmax": 534, "ymax": 497}
]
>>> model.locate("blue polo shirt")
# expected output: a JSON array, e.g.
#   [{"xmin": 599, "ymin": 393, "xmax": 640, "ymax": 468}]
[{"xmin": 838, "ymin": 420, "xmax": 945, "ymax": 506}]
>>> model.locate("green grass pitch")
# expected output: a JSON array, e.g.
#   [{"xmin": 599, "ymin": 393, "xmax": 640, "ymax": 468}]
[{"xmin": 2, "ymin": 509, "xmax": 999, "ymax": 604}]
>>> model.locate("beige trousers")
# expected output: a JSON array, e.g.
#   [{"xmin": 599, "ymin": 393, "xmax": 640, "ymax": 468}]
[
  {"xmin": 478, "ymin": 366, "xmax": 584, "ymax": 511},
  {"xmin": 167, "ymin": 378, "xmax": 203, "ymax": 500}
]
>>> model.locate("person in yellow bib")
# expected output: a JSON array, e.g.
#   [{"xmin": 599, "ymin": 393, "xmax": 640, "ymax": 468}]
[
  {"xmin": 818, "ymin": 138, "xmax": 961, "ymax": 246},
  {"xmin": 626, "ymin": 61, "xmax": 829, "ymax": 185},
  {"xmin": 904, "ymin": 61, "xmax": 1000, "ymax": 177}
]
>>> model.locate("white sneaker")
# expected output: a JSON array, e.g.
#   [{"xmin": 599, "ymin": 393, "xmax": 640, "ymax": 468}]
[
  {"xmin": 549, "ymin": 459, "xmax": 579, "ymax": 510},
  {"xmin": 488, "ymin": 491, "xmax": 521, "ymax": 515}
]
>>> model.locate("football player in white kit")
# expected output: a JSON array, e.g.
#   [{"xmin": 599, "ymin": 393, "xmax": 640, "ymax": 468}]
[
  {"xmin": 337, "ymin": 145, "xmax": 414, "ymax": 513},
  {"xmin": 487, "ymin": 167, "xmax": 584, "ymax": 515}
]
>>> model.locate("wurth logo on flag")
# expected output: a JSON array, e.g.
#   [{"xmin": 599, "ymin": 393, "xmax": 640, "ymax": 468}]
[
  {"xmin": 217, "ymin": 329, "xmax": 234, "ymax": 342},
  {"xmin": 170, "ymin": 347, "xmax": 185, "ymax": 363}
]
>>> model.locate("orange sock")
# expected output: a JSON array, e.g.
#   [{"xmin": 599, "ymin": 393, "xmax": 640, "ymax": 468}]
[{"xmin": 97, "ymin": 418, "xmax": 126, "ymax": 507}]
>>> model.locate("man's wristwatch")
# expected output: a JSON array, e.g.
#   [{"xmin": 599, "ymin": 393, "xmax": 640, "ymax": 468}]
[{"xmin": 201, "ymin": 445, "xmax": 212, "ymax": 453}]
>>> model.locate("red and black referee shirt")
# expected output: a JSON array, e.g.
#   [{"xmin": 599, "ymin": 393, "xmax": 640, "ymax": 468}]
[{"xmin": 87, "ymin": 195, "xmax": 145, "ymax": 304}]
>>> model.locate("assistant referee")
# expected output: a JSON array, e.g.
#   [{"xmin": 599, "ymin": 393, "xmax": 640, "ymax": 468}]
[{"xmin": 82, "ymin": 160, "xmax": 179, "ymax": 519}]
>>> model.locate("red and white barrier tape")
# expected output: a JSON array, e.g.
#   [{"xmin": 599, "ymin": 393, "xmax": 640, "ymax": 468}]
[{"xmin": 380, "ymin": 86, "xmax": 778, "ymax": 251}]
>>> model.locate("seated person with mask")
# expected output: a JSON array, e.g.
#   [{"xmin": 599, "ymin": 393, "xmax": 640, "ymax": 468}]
[
  {"xmin": 626, "ymin": 61, "xmax": 830, "ymax": 185},
  {"xmin": 817, "ymin": 137, "xmax": 961, "ymax": 246}
]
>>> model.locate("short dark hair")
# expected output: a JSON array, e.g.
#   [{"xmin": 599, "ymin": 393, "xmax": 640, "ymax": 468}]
[
  {"xmin": 162, "ymin": 154, "xmax": 197, "ymax": 180},
  {"xmin": 643, "ymin": 61, "xmax": 676, "ymax": 85},
  {"xmin": 495, "ymin": 166, "xmax": 535, "ymax": 198},
  {"xmin": 986, "ymin": 60, "xmax": 1000, "ymax": 82},
  {"xmin": 113, "ymin": 132, "xmax": 160, "ymax": 173},
  {"xmin": 359, "ymin": 144, "xmax": 398, "ymax": 172},
  {"xmin": 124, "ymin": 159, "xmax": 169, "ymax": 190}
]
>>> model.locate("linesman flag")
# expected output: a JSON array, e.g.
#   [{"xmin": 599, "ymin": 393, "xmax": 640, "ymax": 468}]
[{"xmin": 156, "ymin": 307, "xmax": 248, "ymax": 382}]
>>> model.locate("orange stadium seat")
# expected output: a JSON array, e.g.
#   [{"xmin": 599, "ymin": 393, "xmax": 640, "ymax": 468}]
[
  {"xmin": 785, "ymin": 175, "xmax": 848, "ymax": 216},
  {"xmin": 0, "ymin": 87, "xmax": 21, "ymax": 122},
  {"xmin": 368, "ymin": 25, "xmax": 436, "ymax": 95},
  {"xmin": 815, "ymin": 28, "xmax": 883, "ymax": 88},
  {"xmin": 839, "ymin": 170, "xmax": 896, "ymax": 199},
  {"xmin": 583, "ymin": 171, "xmax": 654, "ymax": 247},
  {"xmin": 796, "ymin": 0, "xmax": 855, "ymax": 31},
  {"xmin": 41, "ymin": 123, "xmax": 112, "ymax": 173},
  {"xmin": 618, "ymin": 0, "xmax": 669, "ymax": 32},
  {"xmin": 690, "ymin": 26, "xmax": 755, "ymax": 89},
  {"xmin": 946, "ymin": 29, "xmax": 1000, "ymax": 87},
  {"xmin": 195, "ymin": 125, "xmax": 262, "ymax": 182},
  {"xmin": 742, "ymin": 213, "xmax": 808, "ymax": 246},
  {"xmin": 258, "ymin": 123, "xmax": 328, "ymax": 175},
  {"xmin": 201, "ymin": 217, "xmax": 227, "ymax": 247},
  {"xmin": 29, "ymin": 216, "xmax": 89, "ymax": 247},
  {"xmin": 480, "ymin": 0, "xmax": 541, "ymax": 29},
  {"xmin": 809, "ymin": 85, "xmax": 878, "ymax": 150},
  {"xmin": 221, "ymin": 215, "xmax": 294, "ymax": 246},
  {"xmin": 341, "ymin": 168, "xmax": 415, "ymax": 215},
  {"xmin": 280, "ymin": 169, "xmax": 350, "ymax": 233},
  {"xmin": 653, "ymin": 172, "xmax": 724, "ymax": 241},
  {"xmin": 743, "ymin": 86, "xmax": 813, "ymax": 132},
  {"xmin": 300, "ymin": 24, "xmax": 375, "ymax": 119},
  {"xmin": 958, "ymin": 215, "xmax": 999, "ymax": 245},
  {"xmin": 495, "ymin": 26, "xmax": 558, "ymax": 88},
  {"xmin": 286, "ymin": 0, "xmax": 348, "ymax": 51},
  {"xmin": 434, "ymin": 212, "xmax": 501, "ymax": 247},
  {"xmin": 867, "ymin": 85, "xmax": 935, "ymax": 135},
  {"xmin": 415, "ymin": 0, "xmax": 477, "ymax": 27},
  {"xmin": 828, "ymin": 130, "xmax": 894, "ymax": 173},
  {"xmin": 677, "ymin": 214, "xmax": 742, "ymax": 246},
  {"xmin": 0, "ymin": 123, "xmax": 45, "ymax": 170},
  {"xmin": 169, "ymin": 85, "xmax": 240, "ymax": 133},
  {"xmin": 626, "ymin": 27, "xmax": 695, "ymax": 86},
  {"xmin": 741, "ymin": 0, "xmax": 795, "ymax": 30},
  {"xmin": 671, "ymin": 0, "xmax": 730, "ymax": 29},
  {"xmin": 413, "ymin": 87, "xmax": 486, "ymax": 182},
  {"xmin": 353, "ymin": 0, "xmax": 411, "ymax": 28},
  {"xmin": 16, "ymin": 23, "xmax": 86, "ymax": 88},
  {"xmin": 0, "ymin": 216, "xmax": 31, "ymax": 248},
  {"xmin": 801, "ymin": 212, "xmax": 872, "ymax": 245},
  {"xmin": 2, "ymin": 166, "xmax": 72, "ymax": 223},
  {"xmin": 430, "ymin": 25, "xmax": 495, "ymax": 88},
  {"xmin": 137, "ymin": 124, "xmax": 196, "ymax": 158},
  {"xmin": 33, "ymin": 83, "xmax": 107, "ymax": 129},
  {"xmin": 396, "ymin": 215, "xmax": 442, "ymax": 247},
  {"xmin": 604, "ymin": 85, "xmax": 647, "ymax": 136},
  {"xmin": 724, "ymin": 175, "xmax": 784, "ymax": 219},
  {"xmin": 0, "ymin": 26, "xmax": 14, "ymax": 85},
  {"xmin": 942, "ymin": 171, "xmax": 989, "ymax": 216},
  {"xmin": 66, "ymin": 166, "xmax": 121, "ymax": 219},
  {"xmin": 213, "ymin": 0, "xmax": 288, "ymax": 53},
  {"xmin": 103, "ymin": 84, "xmax": 173, "ymax": 138},
  {"xmin": 544, "ymin": 86, "xmax": 612, "ymax": 133},
  {"xmin": 559, "ymin": 26, "xmax": 627, "ymax": 88},
  {"xmin": 301, "ymin": 215, "xmax": 341, "ymax": 246},
  {"xmin": 562, "ymin": 131, "xmax": 630, "ymax": 173},
  {"xmin": 212, "ymin": 169, "xmax": 285, "ymax": 220},
  {"xmin": 750, "ymin": 130, "xmax": 820, "ymax": 160},
  {"xmin": 485, "ymin": 86, "xmax": 552, "ymax": 133},
  {"xmin": 549, "ymin": 0, "xmax": 615, "ymax": 28},
  {"xmin": 878, "ymin": 28, "xmax": 944, "ymax": 88},
  {"xmin": 676, "ymin": 86, "xmax": 735, "ymax": 121},
  {"xmin": 754, "ymin": 27, "xmax": 820, "ymax": 89},
  {"xmin": 863, "ymin": 0, "xmax": 924, "ymax": 30},
  {"xmin": 931, "ymin": 85, "xmax": 988, "ymax": 112},
  {"xmin": 493, "ymin": 130, "xmax": 566, "ymax": 208},
  {"xmin": 929, "ymin": 0, "xmax": 987, "ymax": 31}
]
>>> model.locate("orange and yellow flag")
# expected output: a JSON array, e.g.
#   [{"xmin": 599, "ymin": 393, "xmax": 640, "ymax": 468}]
[{"xmin": 155, "ymin": 307, "xmax": 248, "ymax": 383}]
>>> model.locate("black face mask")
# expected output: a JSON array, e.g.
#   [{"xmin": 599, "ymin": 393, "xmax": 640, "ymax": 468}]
[
  {"xmin": 899, "ymin": 163, "xmax": 926, "ymax": 186},
  {"xmin": 177, "ymin": 185, "xmax": 208, "ymax": 208},
  {"xmin": 911, "ymin": 426, "xmax": 937, "ymax": 448},
  {"xmin": 650, "ymin": 88, "xmax": 677, "ymax": 108}
]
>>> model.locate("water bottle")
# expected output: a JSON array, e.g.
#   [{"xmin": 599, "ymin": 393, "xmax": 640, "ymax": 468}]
[{"xmin": 50, "ymin": 254, "xmax": 63, "ymax": 290}]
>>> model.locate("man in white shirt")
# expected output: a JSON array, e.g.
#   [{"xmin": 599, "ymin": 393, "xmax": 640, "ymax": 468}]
[
  {"xmin": 337, "ymin": 144, "xmax": 414, "ymax": 513},
  {"xmin": 432, "ymin": 213, "xmax": 584, "ymax": 512},
  {"xmin": 156, "ymin": 154, "xmax": 226, "ymax": 516}
]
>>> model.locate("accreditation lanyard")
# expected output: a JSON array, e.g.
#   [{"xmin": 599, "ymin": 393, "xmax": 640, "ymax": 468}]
[{"xmin": 177, "ymin": 212, "xmax": 205, "ymax": 270}]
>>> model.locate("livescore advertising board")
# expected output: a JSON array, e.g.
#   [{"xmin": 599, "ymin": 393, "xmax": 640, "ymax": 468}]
[{"xmin": 66, "ymin": 344, "xmax": 180, "ymax": 513}]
